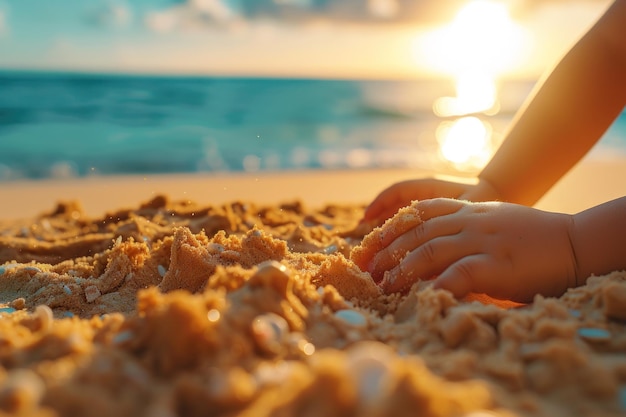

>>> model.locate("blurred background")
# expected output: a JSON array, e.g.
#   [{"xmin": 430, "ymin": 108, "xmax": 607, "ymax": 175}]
[{"xmin": 0, "ymin": 0, "xmax": 624, "ymax": 181}]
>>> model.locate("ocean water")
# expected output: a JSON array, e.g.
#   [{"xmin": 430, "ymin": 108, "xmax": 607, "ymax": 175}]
[{"xmin": 0, "ymin": 71, "xmax": 624, "ymax": 181}]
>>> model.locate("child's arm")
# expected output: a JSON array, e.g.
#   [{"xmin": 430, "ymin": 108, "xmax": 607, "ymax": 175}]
[
  {"xmin": 480, "ymin": 0, "xmax": 626, "ymax": 206},
  {"xmin": 363, "ymin": 0, "xmax": 626, "ymax": 223},
  {"xmin": 569, "ymin": 196, "xmax": 626, "ymax": 284}
]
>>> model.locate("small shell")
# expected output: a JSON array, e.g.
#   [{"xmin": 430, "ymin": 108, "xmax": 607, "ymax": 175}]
[
  {"xmin": 113, "ymin": 330, "xmax": 135, "ymax": 345},
  {"xmin": 250, "ymin": 261, "xmax": 291, "ymax": 295},
  {"xmin": 207, "ymin": 243, "xmax": 225, "ymax": 254},
  {"xmin": 323, "ymin": 244, "xmax": 338, "ymax": 254},
  {"xmin": 10, "ymin": 298, "xmax": 25, "ymax": 310},
  {"xmin": 335, "ymin": 309, "xmax": 368, "ymax": 328},
  {"xmin": 255, "ymin": 260, "xmax": 289, "ymax": 278},
  {"xmin": 23, "ymin": 266, "xmax": 42, "ymax": 275},
  {"xmin": 62, "ymin": 285, "xmax": 72, "ymax": 295},
  {"xmin": 578, "ymin": 327, "xmax": 611, "ymax": 342},
  {"xmin": 0, "ymin": 263, "xmax": 19, "ymax": 274},
  {"xmin": 346, "ymin": 342, "xmax": 395, "ymax": 405},
  {"xmin": 84, "ymin": 285, "xmax": 102, "ymax": 303},
  {"xmin": 34, "ymin": 305, "xmax": 54, "ymax": 333},
  {"xmin": 251, "ymin": 312, "xmax": 289, "ymax": 354}
]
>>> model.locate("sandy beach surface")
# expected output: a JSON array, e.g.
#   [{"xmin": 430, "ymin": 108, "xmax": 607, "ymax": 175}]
[
  {"xmin": 0, "ymin": 157, "xmax": 625, "ymax": 416},
  {"xmin": 2, "ymin": 156, "xmax": 625, "ymax": 220}
]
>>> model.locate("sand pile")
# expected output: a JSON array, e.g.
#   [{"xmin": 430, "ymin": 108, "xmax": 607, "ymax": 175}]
[{"xmin": 0, "ymin": 195, "xmax": 625, "ymax": 416}]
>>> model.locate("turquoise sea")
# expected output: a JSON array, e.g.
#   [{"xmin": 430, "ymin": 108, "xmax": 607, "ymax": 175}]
[{"xmin": 1, "ymin": 71, "xmax": 625, "ymax": 181}]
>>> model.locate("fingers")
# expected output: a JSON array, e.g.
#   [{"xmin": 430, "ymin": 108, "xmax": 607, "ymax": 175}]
[
  {"xmin": 378, "ymin": 198, "xmax": 465, "ymax": 249},
  {"xmin": 417, "ymin": 197, "xmax": 469, "ymax": 221},
  {"xmin": 371, "ymin": 200, "xmax": 574, "ymax": 302},
  {"xmin": 431, "ymin": 255, "xmax": 488, "ymax": 299},
  {"xmin": 432, "ymin": 254, "xmax": 533, "ymax": 302},
  {"xmin": 365, "ymin": 197, "xmax": 497, "ymax": 296},
  {"xmin": 363, "ymin": 178, "xmax": 473, "ymax": 224},
  {"xmin": 370, "ymin": 217, "xmax": 463, "ymax": 281},
  {"xmin": 362, "ymin": 182, "xmax": 416, "ymax": 224},
  {"xmin": 378, "ymin": 235, "xmax": 476, "ymax": 292}
]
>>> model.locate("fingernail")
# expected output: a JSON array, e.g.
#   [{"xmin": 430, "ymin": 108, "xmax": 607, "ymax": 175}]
[
  {"xmin": 379, "ymin": 276, "xmax": 389, "ymax": 292},
  {"xmin": 379, "ymin": 271, "xmax": 395, "ymax": 293}
]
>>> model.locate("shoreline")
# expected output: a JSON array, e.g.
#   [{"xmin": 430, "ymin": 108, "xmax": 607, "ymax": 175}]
[
  {"xmin": 1, "ymin": 156, "xmax": 625, "ymax": 221},
  {"xmin": 0, "ymin": 168, "xmax": 430, "ymax": 220}
]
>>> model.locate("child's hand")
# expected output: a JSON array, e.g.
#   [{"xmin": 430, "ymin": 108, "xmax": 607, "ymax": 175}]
[
  {"xmin": 362, "ymin": 177, "xmax": 501, "ymax": 226},
  {"xmin": 367, "ymin": 198, "xmax": 578, "ymax": 303}
]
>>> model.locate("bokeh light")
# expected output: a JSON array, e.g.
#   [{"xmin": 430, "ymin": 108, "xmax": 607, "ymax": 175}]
[{"xmin": 436, "ymin": 116, "xmax": 494, "ymax": 171}]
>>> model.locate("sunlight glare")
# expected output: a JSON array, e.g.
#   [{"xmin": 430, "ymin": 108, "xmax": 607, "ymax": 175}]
[
  {"xmin": 423, "ymin": 0, "xmax": 528, "ymax": 117},
  {"xmin": 417, "ymin": 0, "xmax": 527, "ymax": 170},
  {"xmin": 436, "ymin": 117, "xmax": 493, "ymax": 171},
  {"xmin": 433, "ymin": 71, "xmax": 499, "ymax": 117},
  {"xmin": 420, "ymin": 0, "xmax": 528, "ymax": 78}
]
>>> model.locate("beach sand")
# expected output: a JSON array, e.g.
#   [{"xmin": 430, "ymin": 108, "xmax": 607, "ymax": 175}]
[{"xmin": 0, "ymin": 157, "xmax": 625, "ymax": 416}]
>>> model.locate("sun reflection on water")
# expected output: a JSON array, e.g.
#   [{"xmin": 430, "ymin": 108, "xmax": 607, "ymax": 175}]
[
  {"xmin": 433, "ymin": 72, "xmax": 499, "ymax": 118},
  {"xmin": 421, "ymin": 0, "xmax": 530, "ymax": 172},
  {"xmin": 436, "ymin": 116, "xmax": 493, "ymax": 170}
]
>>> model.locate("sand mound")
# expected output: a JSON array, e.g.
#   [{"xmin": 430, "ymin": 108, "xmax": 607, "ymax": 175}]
[{"xmin": 0, "ymin": 195, "xmax": 625, "ymax": 416}]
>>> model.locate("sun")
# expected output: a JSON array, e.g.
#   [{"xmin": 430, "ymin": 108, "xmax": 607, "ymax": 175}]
[{"xmin": 418, "ymin": 0, "xmax": 529, "ymax": 79}]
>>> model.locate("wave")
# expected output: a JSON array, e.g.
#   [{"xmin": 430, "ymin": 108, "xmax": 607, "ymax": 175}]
[{"xmin": 0, "ymin": 72, "xmax": 623, "ymax": 181}]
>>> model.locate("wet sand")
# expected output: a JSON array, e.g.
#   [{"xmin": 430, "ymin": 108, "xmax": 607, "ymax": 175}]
[{"xmin": 2, "ymin": 156, "xmax": 626, "ymax": 220}]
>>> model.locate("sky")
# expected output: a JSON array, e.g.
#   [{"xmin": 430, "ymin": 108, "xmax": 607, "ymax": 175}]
[{"xmin": 0, "ymin": 0, "xmax": 612, "ymax": 79}]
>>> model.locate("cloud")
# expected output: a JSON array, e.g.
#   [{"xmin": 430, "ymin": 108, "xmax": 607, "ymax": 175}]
[
  {"xmin": 144, "ymin": 0, "xmax": 463, "ymax": 33},
  {"xmin": 87, "ymin": 2, "xmax": 132, "ymax": 28},
  {"xmin": 143, "ymin": 0, "xmax": 609, "ymax": 33},
  {"xmin": 233, "ymin": 0, "xmax": 455, "ymax": 23},
  {"xmin": 145, "ymin": 0, "xmax": 240, "ymax": 32}
]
